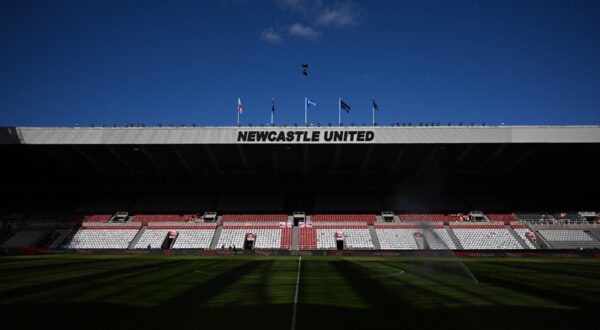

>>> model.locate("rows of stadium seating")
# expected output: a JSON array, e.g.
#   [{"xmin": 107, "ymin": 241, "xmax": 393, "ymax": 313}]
[
  {"xmin": 3, "ymin": 211, "xmax": 599, "ymax": 250},
  {"xmin": 134, "ymin": 228, "xmax": 215, "ymax": 249},
  {"xmin": 131, "ymin": 214, "xmax": 196, "ymax": 225},
  {"xmin": 315, "ymin": 227, "xmax": 374, "ymax": 249},
  {"xmin": 512, "ymin": 226, "xmax": 537, "ymax": 249},
  {"xmin": 451, "ymin": 225, "xmax": 524, "ymax": 250},
  {"xmin": 486, "ymin": 213, "xmax": 518, "ymax": 223},
  {"xmin": 311, "ymin": 214, "xmax": 376, "ymax": 225},
  {"xmin": 0, "ymin": 229, "xmax": 47, "ymax": 248},
  {"xmin": 221, "ymin": 214, "xmax": 288, "ymax": 223},
  {"xmin": 298, "ymin": 227, "xmax": 317, "ymax": 249},
  {"xmin": 82, "ymin": 214, "xmax": 113, "ymax": 223},
  {"xmin": 397, "ymin": 214, "xmax": 464, "ymax": 222},
  {"xmin": 537, "ymin": 230, "xmax": 600, "ymax": 249},
  {"xmin": 375, "ymin": 225, "xmax": 457, "ymax": 250},
  {"xmin": 217, "ymin": 226, "xmax": 283, "ymax": 249},
  {"xmin": 65, "ymin": 228, "xmax": 139, "ymax": 249}
]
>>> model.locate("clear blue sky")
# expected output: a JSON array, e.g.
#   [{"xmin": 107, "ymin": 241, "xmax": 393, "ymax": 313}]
[{"xmin": 1, "ymin": 0, "xmax": 599, "ymax": 127}]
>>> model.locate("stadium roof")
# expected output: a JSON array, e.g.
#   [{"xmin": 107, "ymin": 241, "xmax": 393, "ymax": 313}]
[
  {"xmin": 1, "ymin": 125, "xmax": 598, "ymax": 205},
  {"xmin": 1, "ymin": 125, "xmax": 599, "ymax": 145}
]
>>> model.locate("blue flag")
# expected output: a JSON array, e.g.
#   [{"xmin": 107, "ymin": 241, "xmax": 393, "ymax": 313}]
[{"xmin": 307, "ymin": 99, "xmax": 318, "ymax": 107}]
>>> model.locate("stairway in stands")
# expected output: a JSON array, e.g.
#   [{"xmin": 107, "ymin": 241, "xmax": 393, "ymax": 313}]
[
  {"xmin": 291, "ymin": 226, "xmax": 299, "ymax": 250},
  {"xmin": 128, "ymin": 226, "xmax": 146, "ymax": 249},
  {"xmin": 445, "ymin": 225, "xmax": 464, "ymax": 249},
  {"xmin": 505, "ymin": 225, "xmax": 529, "ymax": 249},
  {"xmin": 209, "ymin": 225, "xmax": 223, "ymax": 249},
  {"xmin": 368, "ymin": 225, "xmax": 381, "ymax": 250}
]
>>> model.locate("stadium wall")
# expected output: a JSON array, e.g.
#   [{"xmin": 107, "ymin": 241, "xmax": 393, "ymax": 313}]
[{"xmin": 4, "ymin": 248, "xmax": 600, "ymax": 258}]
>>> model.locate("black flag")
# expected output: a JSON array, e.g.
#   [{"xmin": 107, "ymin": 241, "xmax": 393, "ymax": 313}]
[
  {"xmin": 372, "ymin": 99, "xmax": 379, "ymax": 111},
  {"xmin": 272, "ymin": 98, "xmax": 275, "ymax": 113},
  {"xmin": 340, "ymin": 99, "xmax": 351, "ymax": 113}
]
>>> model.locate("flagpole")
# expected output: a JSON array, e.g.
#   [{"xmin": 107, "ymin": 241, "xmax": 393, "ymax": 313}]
[
  {"xmin": 372, "ymin": 99, "xmax": 375, "ymax": 126},
  {"xmin": 304, "ymin": 97, "xmax": 307, "ymax": 125},
  {"xmin": 338, "ymin": 97, "xmax": 341, "ymax": 126},
  {"xmin": 237, "ymin": 100, "xmax": 240, "ymax": 126}
]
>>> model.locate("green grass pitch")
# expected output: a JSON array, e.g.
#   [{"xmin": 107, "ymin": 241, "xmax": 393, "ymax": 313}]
[{"xmin": 1, "ymin": 255, "xmax": 599, "ymax": 329}]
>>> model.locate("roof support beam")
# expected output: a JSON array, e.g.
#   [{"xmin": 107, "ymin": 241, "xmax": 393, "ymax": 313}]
[
  {"xmin": 106, "ymin": 146, "xmax": 136, "ymax": 174},
  {"xmin": 173, "ymin": 145, "xmax": 193, "ymax": 176},
  {"xmin": 503, "ymin": 147, "xmax": 536, "ymax": 174},
  {"xmin": 329, "ymin": 145, "xmax": 342, "ymax": 182},
  {"xmin": 385, "ymin": 146, "xmax": 406, "ymax": 180},
  {"xmin": 40, "ymin": 147, "xmax": 91, "ymax": 184},
  {"xmin": 237, "ymin": 145, "xmax": 249, "ymax": 172},
  {"xmin": 271, "ymin": 148, "xmax": 280, "ymax": 181},
  {"xmin": 302, "ymin": 145, "xmax": 309, "ymax": 180},
  {"xmin": 452, "ymin": 144, "xmax": 475, "ymax": 169},
  {"xmin": 414, "ymin": 145, "xmax": 439, "ymax": 181},
  {"xmin": 203, "ymin": 145, "xmax": 220, "ymax": 172},
  {"xmin": 478, "ymin": 144, "xmax": 507, "ymax": 173},
  {"xmin": 73, "ymin": 146, "xmax": 111, "ymax": 178},
  {"xmin": 357, "ymin": 145, "xmax": 376, "ymax": 182},
  {"xmin": 139, "ymin": 146, "xmax": 161, "ymax": 173},
  {"xmin": 360, "ymin": 145, "xmax": 375, "ymax": 174}
]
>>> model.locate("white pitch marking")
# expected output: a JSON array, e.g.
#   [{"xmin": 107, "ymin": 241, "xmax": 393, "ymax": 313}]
[{"xmin": 290, "ymin": 256, "xmax": 302, "ymax": 330}]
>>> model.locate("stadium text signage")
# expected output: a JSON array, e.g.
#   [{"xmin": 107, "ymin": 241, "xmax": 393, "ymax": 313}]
[{"xmin": 237, "ymin": 130, "xmax": 375, "ymax": 143}]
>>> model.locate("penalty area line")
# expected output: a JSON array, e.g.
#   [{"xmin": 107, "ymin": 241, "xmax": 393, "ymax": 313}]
[{"xmin": 291, "ymin": 256, "xmax": 302, "ymax": 330}]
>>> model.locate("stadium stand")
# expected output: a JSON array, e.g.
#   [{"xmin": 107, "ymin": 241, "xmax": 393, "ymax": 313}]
[
  {"xmin": 0, "ymin": 229, "xmax": 48, "ymax": 248},
  {"xmin": 81, "ymin": 214, "xmax": 113, "ymax": 223},
  {"xmin": 46, "ymin": 229, "xmax": 74, "ymax": 249},
  {"xmin": 375, "ymin": 225, "xmax": 457, "ymax": 250},
  {"xmin": 3, "ymin": 209, "xmax": 599, "ymax": 251},
  {"xmin": 133, "ymin": 227, "xmax": 215, "ymax": 249},
  {"xmin": 65, "ymin": 225, "xmax": 141, "ymax": 249},
  {"xmin": 221, "ymin": 214, "xmax": 288, "ymax": 223},
  {"xmin": 132, "ymin": 214, "xmax": 198, "ymax": 225},
  {"xmin": 311, "ymin": 214, "xmax": 376, "ymax": 225},
  {"xmin": 376, "ymin": 227, "xmax": 418, "ymax": 249},
  {"xmin": 589, "ymin": 229, "xmax": 600, "ymax": 242},
  {"xmin": 298, "ymin": 226, "xmax": 317, "ymax": 249},
  {"xmin": 397, "ymin": 214, "xmax": 464, "ymax": 222},
  {"xmin": 216, "ymin": 226, "xmax": 287, "ymax": 249},
  {"xmin": 172, "ymin": 229, "xmax": 216, "ymax": 249},
  {"xmin": 486, "ymin": 213, "xmax": 518, "ymax": 224},
  {"xmin": 515, "ymin": 213, "xmax": 556, "ymax": 224},
  {"xmin": 537, "ymin": 229, "xmax": 600, "ymax": 249},
  {"xmin": 451, "ymin": 224, "xmax": 525, "ymax": 249},
  {"xmin": 315, "ymin": 226, "xmax": 374, "ymax": 249},
  {"xmin": 511, "ymin": 225, "xmax": 537, "ymax": 249}
]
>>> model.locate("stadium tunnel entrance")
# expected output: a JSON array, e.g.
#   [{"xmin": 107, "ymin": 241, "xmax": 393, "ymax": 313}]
[
  {"xmin": 335, "ymin": 232, "xmax": 345, "ymax": 250},
  {"xmin": 244, "ymin": 233, "xmax": 255, "ymax": 250},
  {"xmin": 161, "ymin": 231, "xmax": 177, "ymax": 249}
]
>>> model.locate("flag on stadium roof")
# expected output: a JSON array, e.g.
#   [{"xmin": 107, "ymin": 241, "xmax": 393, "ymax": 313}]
[
  {"xmin": 237, "ymin": 97, "xmax": 243, "ymax": 114},
  {"xmin": 372, "ymin": 99, "xmax": 379, "ymax": 111},
  {"xmin": 340, "ymin": 99, "xmax": 351, "ymax": 113},
  {"xmin": 271, "ymin": 97, "xmax": 275, "ymax": 125},
  {"xmin": 306, "ymin": 98, "xmax": 318, "ymax": 107}
]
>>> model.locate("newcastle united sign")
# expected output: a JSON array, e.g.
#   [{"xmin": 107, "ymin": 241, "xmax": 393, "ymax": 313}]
[{"xmin": 237, "ymin": 130, "xmax": 375, "ymax": 143}]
